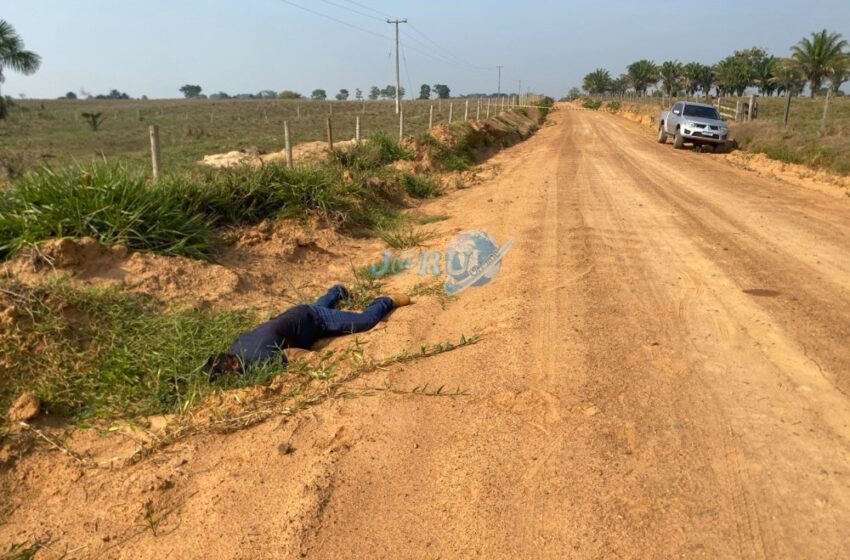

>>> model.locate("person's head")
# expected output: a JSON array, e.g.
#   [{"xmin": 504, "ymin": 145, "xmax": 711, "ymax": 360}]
[{"xmin": 204, "ymin": 353, "xmax": 244, "ymax": 382}]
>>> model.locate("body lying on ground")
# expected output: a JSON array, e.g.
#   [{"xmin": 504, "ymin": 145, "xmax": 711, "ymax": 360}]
[{"xmin": 204, "ymin": 284, "xmax": 411, "ymax": 380}]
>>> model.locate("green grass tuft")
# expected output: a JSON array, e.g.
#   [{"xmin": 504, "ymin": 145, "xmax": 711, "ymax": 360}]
[
  {"xmin": 0, "ymin": 163, "xmax": 214, "ymax": 261},
  {"xmin": 0, "ymin": 281, "xmax": 274, "ymax": 420}
]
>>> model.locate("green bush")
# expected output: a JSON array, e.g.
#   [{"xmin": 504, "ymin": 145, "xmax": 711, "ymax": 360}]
[
  {"xmin": 606, "ymin": 100, "xmax": 621, "ymax": 112},
  {"xmin": 0, "ymin": 163, "xmax": 214, "ymax": 260},
  {"xmin": 582, "ymin": 98, "xmax": 602, "ymax": 110},
  {"xmin": 333, "ymin": 130, "xmax": 414, "ymax": 170}
]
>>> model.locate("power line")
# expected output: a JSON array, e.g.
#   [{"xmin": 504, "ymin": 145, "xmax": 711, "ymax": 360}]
[
  {"xmin": 276, "ymin": 0, "xmax": 391, "ymax": 41},
  {"xmin": 318, "ymin": 0, "xmax": 384, "ymax": 21},
  {"xmin": 407, "ymin": 22, "xmax": 493, "ymax": 71},
  {"xmin": 339, "ymin": 0, "xmax": 391, "ymax": 18}
]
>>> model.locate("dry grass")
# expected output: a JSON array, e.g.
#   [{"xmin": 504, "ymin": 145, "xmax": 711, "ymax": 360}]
[{"xmin": 0, "ymin": 98, "xmax": 481, "ymax": 181}]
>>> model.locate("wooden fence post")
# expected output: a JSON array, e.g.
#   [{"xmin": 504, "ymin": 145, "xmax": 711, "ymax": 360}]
[
  {"xmin": 464, "ymin": 100, "xmax": 469, "ymax": 121},
  {"xmin": 326, "ymin": 116, "xmax": 333, "ymax": 151},
  {"xmin": 284, "ymin": 121, "xmax": 293, "ymax": 168},
  {"xmin": 355, "ymin": 115, "xmax": 361, "ymax": 145},
  {"xmin": 476, "ymin": 99, "xmax": 481, "ymax": 120},
  {"xmin": 399, "ymin": 105, "xmax": 404, "ymax": 140},
  {"xmin": 783, "ymin": 91, "xmax": 792, "ymax": 128},
  {"xmin": 747, "ymin": 95, "xmax": 755, "ymax": 121},
  {"xmin": 820, "ymin": 90, "xmax": 831, "ymax": 136},
  {"xmin": 486, "ymin": 98, "xmax": 491, "ymax": 118},
  {"xmin": 735, "ymin": 100, "xmax": 742, "ymax": 122},
  {"xmin": 428, "ymin": 105, "xmax": 433, "ymax": 129},
  {"xmin": 149, "ymin": 125, "xmax": 161, "ymax": 180},
  {"xmin": 448, "ymin": 103, "xmax": 453, "ymax": 123},
  {"xmin": 296, "ymin": 105, "xmax": 301, "ymax": 119}
]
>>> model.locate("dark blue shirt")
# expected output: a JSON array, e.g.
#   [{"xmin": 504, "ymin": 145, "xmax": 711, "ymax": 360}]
[{"xmin": 228, "ymin": 304, "xmax": 321, "ymax": 366}]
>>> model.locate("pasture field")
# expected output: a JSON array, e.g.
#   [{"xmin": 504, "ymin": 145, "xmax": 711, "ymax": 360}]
[{"xmin": 0, "ymin": 97, "xmax": 498, "ymax": 180}]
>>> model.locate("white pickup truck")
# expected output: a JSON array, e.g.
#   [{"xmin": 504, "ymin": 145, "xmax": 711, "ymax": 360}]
[{"xmin": 658, "ymin": 101, "xmax": 729, "ymax": 151}]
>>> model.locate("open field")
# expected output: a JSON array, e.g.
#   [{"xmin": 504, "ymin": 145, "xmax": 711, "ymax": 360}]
[
  {"xmin": 595, "ymin": 95, "xmax": 850, "ymax": 175},
  {"xmin": 0, "ymin": 97, "xmax": 507, "ymax": 181}
]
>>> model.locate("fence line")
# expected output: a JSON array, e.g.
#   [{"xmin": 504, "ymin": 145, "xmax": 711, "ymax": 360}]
[{"xmin": 138, "ymin": 95, "xmax": 545, "ymax": 176}]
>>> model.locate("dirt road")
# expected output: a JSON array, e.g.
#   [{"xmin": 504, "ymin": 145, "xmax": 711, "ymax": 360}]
[{"xmin": 5, "ymin": 105, "xmax": 850, "ymax": 559}]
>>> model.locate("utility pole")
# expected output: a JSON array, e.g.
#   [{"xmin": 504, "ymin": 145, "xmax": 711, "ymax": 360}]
[
  {"xmin": 518, "ymin": 80, "xmax": 522, "ymax": 105},
  {"xmin": 497, "ymin": 65, "xmax": 503, "ymax": 97},
  {"xmin": 387, "ymin": 18, "xmax": 407, "ymax": 115}
]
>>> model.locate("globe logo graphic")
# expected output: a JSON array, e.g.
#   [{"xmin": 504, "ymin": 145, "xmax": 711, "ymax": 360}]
[{"xmin": 443, "ymin": 230, "xmax": 513, "ymax": 295}]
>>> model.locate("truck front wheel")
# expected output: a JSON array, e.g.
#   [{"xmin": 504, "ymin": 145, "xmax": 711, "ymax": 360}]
[
  {"xmin": 673, "ymin": 130, "xmax": 685, "ymax": 149},
  {"xmin": 657, "ymin": 124, "xmax": 667, "ymax": 144}
]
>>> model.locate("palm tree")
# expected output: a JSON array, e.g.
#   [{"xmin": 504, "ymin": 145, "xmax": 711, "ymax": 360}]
[
  {"xmin": 0, "ymin": 19, "xmax": 41, "ymax": 120},
  {"xmin": 754, "ymin": 55, "xmax": 779, "ymax": 96},
  {"xmin": 791, "ymin": 29, "xmax": 848, "ymax": 97},
  {"xmin": 682, "ymin": 62, "xmax": 704, "ymax": 96},
  {"xmin": 610, "ymin": 74, "xmax": 630, "ymax": 96},
  {"xmin": 770, "ymin": 59, "xmax": 805, "ymax": 96},
  {"xmin": 714, "ymin": 56, "xmax": 752, "ymax": 96},
  {"xmin": 658, "ymin": 60, "xmax": 684, "ymax": 96},
  {"xmin": 626, "ymin": 60, "xmax": 658, "ymax": 96},
  {"xmin": 827, "ymin": 55, "xmax": 850, "ymax": 94},
  {"xmin": 582, "ymin": 68, "xmax": 611, "ymax": 96}
]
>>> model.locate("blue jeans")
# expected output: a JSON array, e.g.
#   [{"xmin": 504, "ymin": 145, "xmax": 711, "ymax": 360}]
[{"xmin": 313, "ymin": 285, "xmax": 393, "ymax": 336}]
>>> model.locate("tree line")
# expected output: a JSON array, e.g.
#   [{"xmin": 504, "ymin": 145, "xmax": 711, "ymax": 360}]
[
  {"xmin": 176, "ymin": 84, "xmax": 455, "ymax": 101},
  {"xmin": 579, "ymin": 29, "xmax": 849, "ymax": 99}
]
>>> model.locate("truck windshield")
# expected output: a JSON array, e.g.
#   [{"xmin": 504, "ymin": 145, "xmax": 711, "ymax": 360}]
[{"xmin": 682, "ymin": 105, "xmax": 720, "ymax": 119}]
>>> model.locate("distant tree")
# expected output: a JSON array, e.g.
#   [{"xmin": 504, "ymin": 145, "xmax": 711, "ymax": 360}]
[
  {"xmin": 336, "ymin": 88, "xmax": 349, "ymax": 101},
  {"xmin": 770, "ymin": 59, "xmax": 806, "ymax": 96},
  {"xmin": 714, "ymin": 55, "xmax": 751, "ymax": 96},
  {"xmin": 626, "ymin": 60, "xmax": 658, "ymax": 96},
  {"xmin": 828, "ymin": 55, "xmax": 850, "ymax": 94},
  {"xmin": 753, "ymin": 55, "xmax": 779, "ymax": 95},
  {"xmin": 209, "ymin": 91, "xmax": 231, "ymax": 100},
  {"xmin": 368, "ymin": 86, "xmax": 380, "ymax": 100},
  {"xmin": 582, "ymin": 68, "xmax": 611, "ymax": 95},
  {"xmin": 658, "ymin": 60, "xmax": 684, "ymax": 96},
  {"xmin": 141, "ymin": 95, "xmax": 149, "ymax": 100},
  {"xmin": 355, "ymin": 87, "xmax": 363, "ymax": 100},
  {"xmin": 179, "ymin": 84, "xmax": 202, "ymax": 98},
  {"xmin": 63, "ymin": 91, "xmax": 77, "ymax": 99},
  {"xmin": 277, "ymin": 90, "xmax": 302, "ymax": 99},
  {"xmin": 257, "ymin": 90, "xmax": 277, "ymax": 99},
  {"xmin": 565, "ymin": 87, "xmax": 582, "ymax": 100},
  {"xmin": 433, "ymin": 84, "xmax": 450, "ymax": 99},
  {"xmin": 418, "ymin": 84, "xmax": 431, "ymax": 99},
  {"xmin": 682, "ymin": 62, "xmax": 711, "ymax": 96},
  {"xmin": 609, "ymin": 74, "xmax": 629, "ymax": 96},
  {"xmin": 311, "ymin": 88, "xmax": 327, "ymax": 100},
  {"xmin": 791, "ymin": 30, "xmax": 849, "ymax": 97},
  {"xmin": 0, "ymin": 19, "xmax": 42, "ymax": 120}
]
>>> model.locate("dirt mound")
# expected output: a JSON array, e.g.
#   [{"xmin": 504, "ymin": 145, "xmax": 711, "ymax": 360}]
[
  {"xmin": 201, "ymin": 139, "xmax": 358, "ymax": 168},
  {"xmin": 2, "ymin": 237, "xmax": 241, "ymax": 305}
]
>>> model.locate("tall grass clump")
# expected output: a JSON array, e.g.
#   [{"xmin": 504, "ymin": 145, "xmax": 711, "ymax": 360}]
[
  {"xmin": 332, "ymin": 129, "xmax": 414, "ymax": 170},
  {"xmin": 0, "ymin": 281, "xmax": 270, "ymax": 420},
  {"xmin": 183, "ymin": 163, "xmax": 360, "ymax": 227},
  {"xmin": 418, "ymin": 130, "xmax": 476, "ymax": 172},
  {"xmin": 0, "ymin": 163, "xmax": 214, "ymax": 261}
]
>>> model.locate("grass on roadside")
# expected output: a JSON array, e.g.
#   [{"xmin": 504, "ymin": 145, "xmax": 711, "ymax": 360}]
[{"xmin": 0, "ymin": 280, "xmax": 274, "ymax": 421}]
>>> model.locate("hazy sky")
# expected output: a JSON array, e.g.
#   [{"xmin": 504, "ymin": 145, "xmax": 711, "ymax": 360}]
[{"xmin": 3, "ymin": 0, "xmax": 849, "ymax": 99}]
